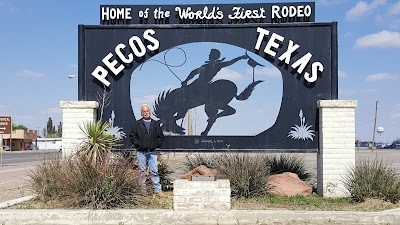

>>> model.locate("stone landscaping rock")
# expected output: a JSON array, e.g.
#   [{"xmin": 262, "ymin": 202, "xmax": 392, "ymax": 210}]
[
  {"xmin": 180, "ymin": 165, "xmax": 217, "ymax": 181},
  {"xmin": 268, "ymin": 172, "xmax": 312, "ymax": 197}
]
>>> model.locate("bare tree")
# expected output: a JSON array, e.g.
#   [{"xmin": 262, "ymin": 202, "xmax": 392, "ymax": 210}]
[{"xmin": 96, "ymin": 85, "xmax": 112, "ymax": 120}]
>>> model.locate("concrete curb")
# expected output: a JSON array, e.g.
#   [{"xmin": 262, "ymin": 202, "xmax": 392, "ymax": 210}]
[
  {"xmin": 0, "ymin": 195, "xmax": 36, "ymax": 209},
  {"xmin": 0, "ymin": 209, "xmax": 399, "ymax": 225}
]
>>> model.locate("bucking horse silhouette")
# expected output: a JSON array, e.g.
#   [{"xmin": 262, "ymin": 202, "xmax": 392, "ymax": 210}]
[{"xmin": 153, "ymin": 49, "xmax": 264, "ymax": 136}]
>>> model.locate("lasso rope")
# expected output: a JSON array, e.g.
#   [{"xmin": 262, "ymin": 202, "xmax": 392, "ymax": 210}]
[{"xmin": 139, "ymin": 47, "xmax": 187, "ymax": 82}]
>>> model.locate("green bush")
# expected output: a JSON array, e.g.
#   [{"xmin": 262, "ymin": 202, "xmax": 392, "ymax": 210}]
[
  {"xmin": 265, "ymin": 154, "xmax": 311, "ymax": 181},
  {"xmin": 216, "ymin": 153, "xmax": 270, "ymax": 198},
  {"xmin": 29, "ymin": 156, "xmax": 144, "ymax": 209},
  {"xmin": 183, "ymin": 153, "xmax": 220, "ymax": 171},
  {"xmin": 342, "ymin": 159, "xmax": 400, "ymax": 203}
]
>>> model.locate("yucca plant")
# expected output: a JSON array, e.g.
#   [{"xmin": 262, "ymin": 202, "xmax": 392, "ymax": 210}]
[{"xmin": 77, "ymin": 120, "xmax": 120, "ymax": 163}]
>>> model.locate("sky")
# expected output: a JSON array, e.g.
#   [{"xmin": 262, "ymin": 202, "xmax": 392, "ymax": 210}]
[{"xmin": 0, "ymin": 0, "xmax": 399, "ymax": 142}]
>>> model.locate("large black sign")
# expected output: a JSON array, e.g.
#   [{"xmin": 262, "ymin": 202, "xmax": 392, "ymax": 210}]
[
  {"xmin": 80, "ymin": 12, "xmax": 337, "ymax": 151},
  {"xmin": 101, "ymin": 3, "xmax": 315, "ymax": 25}
]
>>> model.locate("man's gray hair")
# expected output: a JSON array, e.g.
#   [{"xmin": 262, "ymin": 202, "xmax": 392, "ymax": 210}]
[{"xmin": 140, "ymin": 104, "xmax": 151, "ymax": 111}]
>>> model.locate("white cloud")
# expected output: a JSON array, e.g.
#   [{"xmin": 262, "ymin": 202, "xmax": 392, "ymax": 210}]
[
  {"xmin": 0, "ymin": 1, "xmax": 19, "ymax": 13},
  {"xmin": 338, "ymin": 70, "xmax": 348, "ymax": 78},
  {"xmin": 41, "ymin": 107, "xmax": 63, "ymax": 115},
  {"xmin": 365, "ymin": 73, "xmax": 399, "ymax": 82},
  {"xmin": 161, "ymin": 85, "xmax": 177, "ymax": 92},
  {"xmin": 319, "ymin": 0, "xmax": 350, "ymax": 6},
  {"xmin": 248, "ymin": 67, "xmax": 281, "ymax": 78},
  {"xmin": 16, "ymin": 69, "xmax": 45, "ymax": 78},
  {"xmin": 388, "ymin": 19, "xmax": 400, "ymax": 29},
  {"xmin": 360, "ymin": 89, "xmax": 377, "ymax": 93},
  {"xmin": 392, "ymin": 113, "xmax": 400, "ymax": 118},
  {"xmin": 0, "ymin": 104, "xmax": 6, "ymax": 110},
  {"xmin": 346, "ymin": 0, "xmax": 386, "ymax": 21},
  {"xmin": 355, "ymin": 30, "xmax": 400, "ymax": 48},
  {"xmin": 213, "ymin": 68, "xmax": 242, "ymax": 81},
  {"xmin": 388, "ymin": 1, "xmax": 400, "ymax": 15},
  {"xmin": 69, "ymin": 64, "xmax": 78, "ymax": 69},
  {"xmin": 343, "ymin": 32, "xmax": 353, "ymax": 38},
  {"xmin": 132, "ymin": 95, "xmax": 158, "ymax": 104},
  {"xmin": 48, "ymin": 107, "xmax": 62, "ymax": 114},
  {"xmin": 339, "ymin": 89, "xmax": 356, "ymax": 95}
]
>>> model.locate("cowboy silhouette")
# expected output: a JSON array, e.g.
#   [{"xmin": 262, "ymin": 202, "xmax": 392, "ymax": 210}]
[
  {"xmin": 153, "ymin": 48, "xmax": 263, "ymax": 136},
  {"xmin": 181, "ymin": 49, "xmax": 248, "ymax": 89}
]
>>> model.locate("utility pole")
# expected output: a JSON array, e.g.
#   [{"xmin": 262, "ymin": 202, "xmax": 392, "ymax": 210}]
[{"xmin": 372, "ymin": 101, "xmax": 378, "ymax": 152}]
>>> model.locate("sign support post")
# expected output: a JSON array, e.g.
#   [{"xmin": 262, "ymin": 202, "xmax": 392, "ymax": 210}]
[
  {"xmin": 0, "ymin": 116, "xmax": 12, "ymax": 166},
  {"xmin": 0, "ymin": 134, "xmax": 3, "ymax": 167}
]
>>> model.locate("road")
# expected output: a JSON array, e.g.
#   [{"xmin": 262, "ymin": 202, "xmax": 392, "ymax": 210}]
[
  {"xmin": 0, "ymin": 149, "xmax": 60, "ymax": 202},
  {"xmin": 1, "ymin": 149, "xmax": 60, "ymax": 165}
]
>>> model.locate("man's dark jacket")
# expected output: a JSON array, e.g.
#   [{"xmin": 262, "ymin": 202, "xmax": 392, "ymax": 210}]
[{"xmin": 129, "ymin": 118, "xmax": 164, "ymax": 152}]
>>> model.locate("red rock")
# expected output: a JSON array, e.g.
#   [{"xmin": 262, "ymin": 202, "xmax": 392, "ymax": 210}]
[
  {"xmin": 268, "ymin": 172, "xmax": 312, "ymax": 197},
  {"xmin": 181, "ymin": 165, "xmax": 217, "ymax": 181}
]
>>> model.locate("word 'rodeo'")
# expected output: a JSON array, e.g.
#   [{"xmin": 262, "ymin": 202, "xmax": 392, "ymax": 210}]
[{"xmin": 92, "ymin": 27, "xmax": 323, "ymax": 86}]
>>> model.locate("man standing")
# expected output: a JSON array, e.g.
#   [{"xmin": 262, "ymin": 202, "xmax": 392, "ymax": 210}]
[{"xmin": 129, "ymin": 104, "xmax": 166, "ymax": 197}]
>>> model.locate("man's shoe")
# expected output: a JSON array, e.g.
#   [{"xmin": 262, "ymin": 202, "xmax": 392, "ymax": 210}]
[{"xmin": 155, "ymin": 191, "xmax": 168, "ymax": 198}]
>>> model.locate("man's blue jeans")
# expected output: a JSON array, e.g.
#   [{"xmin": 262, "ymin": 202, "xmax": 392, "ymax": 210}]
[{"xmin": 136, "ymin": 151, "xmax": 161, "ymax": 193}]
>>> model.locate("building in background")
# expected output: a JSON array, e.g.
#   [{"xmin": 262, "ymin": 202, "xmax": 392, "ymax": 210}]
[
  {"xmin": 36, "ymin": 138, "xmax": 62, "ymax": 151},
  {"xmin": 2, "ymin": 129, "xmax": 38, "ymax": 151}
]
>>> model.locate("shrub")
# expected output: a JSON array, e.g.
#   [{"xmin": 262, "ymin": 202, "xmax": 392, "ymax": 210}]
[
  {"xmin": 77, "ymin": 120, "xmax": 120, "ymax": 163},
  {"xmin": 342, "ymin": 159, "xmax": 400, "ymax": 203},
  {"xmin": 29, "ymin": 156, "xmax": 144, "ymax": 209},
  {"xmin": 266, "ymin": 154, "xmax": 311, "ymax": 181},
  {"xmin": 216, "ymin": 153, "xmax": 270, "ymax": 198},
  {"xmin": 157, "ymin": 154, "xmax": 173, "ymax": 191},
  {"xmin": 29, "ymin": 156, "xmax": 64, "ymax": 200},
  {"xmin": 183, "ymin": 153, "xmax": 220, "ymax": 171}
]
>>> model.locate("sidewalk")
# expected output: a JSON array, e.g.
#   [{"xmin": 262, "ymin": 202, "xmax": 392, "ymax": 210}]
[
  {"xmin": 0, "ymin": 208, "xmax": 399, "ymax": 225},
  {"xmin": 0, "ymin": 157, "xmax": 40, "ymax": 203}
]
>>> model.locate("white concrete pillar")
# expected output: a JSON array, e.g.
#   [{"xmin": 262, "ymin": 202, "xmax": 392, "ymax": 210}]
[
  {"xmin": 317, "ymin": 100, "xmax": 357, "ymax": 197},
  {"xmin": 60, "ymin": 101, "xmax": 98, "ymax": 158}
]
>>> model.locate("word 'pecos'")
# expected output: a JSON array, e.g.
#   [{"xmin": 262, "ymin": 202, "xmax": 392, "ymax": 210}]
[{"xmin": 92, "ymin": 29, "xmax": 159, "ymax": 86}]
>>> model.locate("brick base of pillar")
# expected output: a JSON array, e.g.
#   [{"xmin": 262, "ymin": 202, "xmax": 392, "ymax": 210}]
[{"xmin": 173, "ymin": 179, "xmax": 230, "ymax": 210}]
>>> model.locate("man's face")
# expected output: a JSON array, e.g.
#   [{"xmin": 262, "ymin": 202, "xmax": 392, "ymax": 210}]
[{"xmin": 141, "ymin": 105, "xmax": 151, "ymax": 120}]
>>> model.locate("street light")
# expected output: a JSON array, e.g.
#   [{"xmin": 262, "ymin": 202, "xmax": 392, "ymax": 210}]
[{"xmin": 68, "ymin": 74, "xmax": 77, "ymax": 79}]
